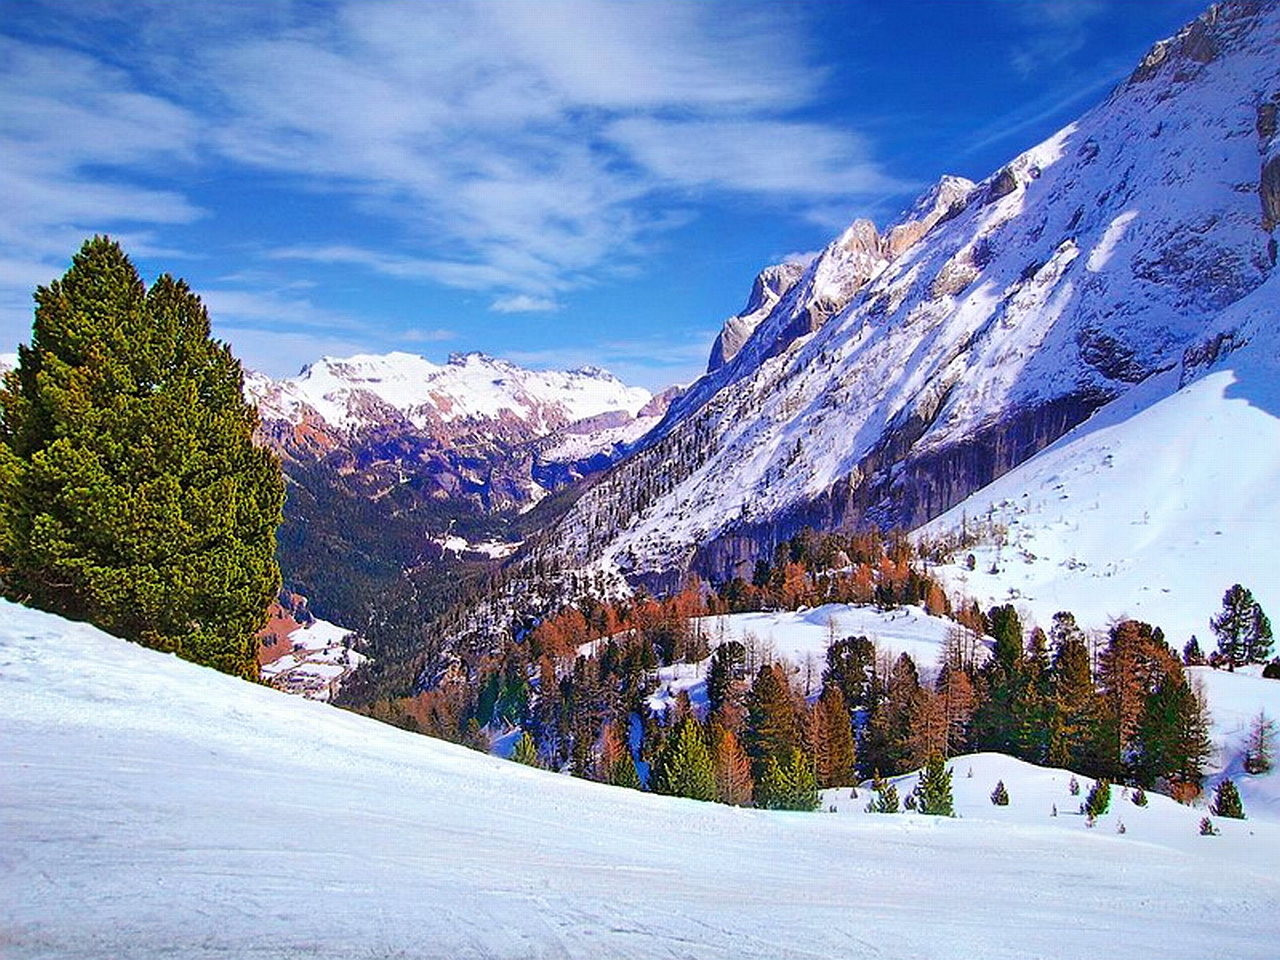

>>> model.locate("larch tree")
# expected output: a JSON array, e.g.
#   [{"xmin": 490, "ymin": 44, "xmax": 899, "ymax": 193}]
[{"xmin": 0, "ymin": 238, "xmax": 284, "ymax": 679}]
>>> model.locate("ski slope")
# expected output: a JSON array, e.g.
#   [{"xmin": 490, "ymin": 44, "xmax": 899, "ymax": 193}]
[{"xmin": 3, "ymin": 599, "xmax": 1278, "ymax": 959}]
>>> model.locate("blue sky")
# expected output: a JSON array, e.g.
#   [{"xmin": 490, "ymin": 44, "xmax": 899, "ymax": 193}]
[{"xmin": 0, "ymin": 0, "xmax": 1206, "ymax": 390}]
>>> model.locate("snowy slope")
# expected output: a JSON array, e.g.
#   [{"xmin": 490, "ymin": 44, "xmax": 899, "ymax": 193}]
[
  {"xmin": 4, "ymin": 600, "xmax": 1280, "ymax": 959},
  {"xmin": 920, "ymin": 269, "xmax": 1280, "ymax": 647},
  {"xmin": 540, "ymin": 1, "xmax": 1280, "ymax": 588}
]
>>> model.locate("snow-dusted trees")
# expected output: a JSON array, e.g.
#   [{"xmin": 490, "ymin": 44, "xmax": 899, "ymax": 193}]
[{"xmin": 1210, "ymin": 584, "xmax": 1273, "ymax": 668}]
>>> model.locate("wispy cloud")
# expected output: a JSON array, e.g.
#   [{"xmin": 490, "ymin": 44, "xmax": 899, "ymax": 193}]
[
  {"xmin": 1000, "ymin": 0, "xmax": 1107, "ymax": 77},
  {"xmin": 491, "ymin": 295, "xmax": 558, "ymax": 314},
  {"xmin": 0, "ymin": 0, "xmax": 895, "ymax": 332}
]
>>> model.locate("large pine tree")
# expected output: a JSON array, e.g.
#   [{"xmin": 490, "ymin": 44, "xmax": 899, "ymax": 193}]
[{"xmin": 0, "ymin": 238, "xmax": 284, "ymax": 678}]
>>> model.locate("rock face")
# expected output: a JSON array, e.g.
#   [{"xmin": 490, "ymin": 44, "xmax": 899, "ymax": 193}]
[
  {"xmin": 707, "ymin": 263, "xmax": 805, "ymax": 373},
  {"xmin": 534, "ymin": 0, "xmax": 1280, "ymax": 591}
]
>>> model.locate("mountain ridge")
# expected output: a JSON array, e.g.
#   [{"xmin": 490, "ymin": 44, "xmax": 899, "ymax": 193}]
[{"xmin": 530, "ymin": 0, "xmax": 1280, "ymax": 594}]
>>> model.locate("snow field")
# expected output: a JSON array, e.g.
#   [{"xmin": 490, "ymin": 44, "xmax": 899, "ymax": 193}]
[{"xmin": 4, "ymin": 598, "xmax": 1279, "ymax": 958}]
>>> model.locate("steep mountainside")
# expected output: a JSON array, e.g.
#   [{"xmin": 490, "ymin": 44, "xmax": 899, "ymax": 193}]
[
  {"xmin": 536, "ymin": 0, "xmax": 1280, "ymax": 593},
  {"xmin": 243, "ymin": 351, "xmax": 665, "ymax": 630}
]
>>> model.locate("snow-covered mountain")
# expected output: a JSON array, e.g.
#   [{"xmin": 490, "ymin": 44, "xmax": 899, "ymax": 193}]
[
  {"xmin": 4, "ymin": 598, "xmax": 1279, "ymax": 959},
  {"xmin": 242, "ymin": 350, "xmax": 667, "ymax": 631},
  {"xmin": 920, "ymin": 267, "xmax": 1280, "ymax": 646},
  {"xmin": 536, "ymin": 1, "xmax": 1280, "ymax": 595},
  {"xmin": 246, "ymin": 350, "xmax": 662, "ymax": 510}
]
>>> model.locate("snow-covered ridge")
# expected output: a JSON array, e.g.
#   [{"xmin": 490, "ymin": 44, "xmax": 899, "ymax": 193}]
[{"xmin": 247, "ymin": 349, "xmax": 651, "ymax": 435}]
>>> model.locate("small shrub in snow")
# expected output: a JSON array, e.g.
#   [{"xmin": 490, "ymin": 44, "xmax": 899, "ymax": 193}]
[
  {"xmin": 904, "ymin": 792, "xmax": 918, "ymax": 811},
  {"xmin": 1116, "ymin": 820, "xmax": 1126, "ymax": 834},
  {"xmin": 1131, "ymin": 786, "xmax": 1148, "ymax": 807},
  {"xmin": 866, "ymin": 776, "xmax": 900, "ymax": 814},
  {"xmin": 1210, "ymin": 779, "xmax": 1245, "ymax": 820},
  {"xmin": 1068, "ymin": 776, "xmax": 1080, "ymax": 796},
  {"xmin": 990, "ymin": 780, "xmax": 1010, "ymax": 806},
  {"xmin": 1085, "ymin": 779, "xmax": 1111, "ymax": 819},
  {"xmin": 1199, "ymin": 816, "xmax": 1218, "ymax": 836}
]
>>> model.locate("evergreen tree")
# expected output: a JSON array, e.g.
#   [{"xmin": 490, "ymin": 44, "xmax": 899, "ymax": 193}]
[
  {"xmin": 510, "ymin": 731, "xmax": 542, "ymax": 767},
  {"xmin": 650, "ymin": 716, "xmax": 716, "ymax": 802},
  {"xmin": 990, "ymin": 780, "xmax": 1010, "ymax": 806},
  {"xmin": 822, "ymin": 634, "xmax": 878, "ymax": 710},
  {"xmin": 0, "ymin": 238, "xmax": 284, "ymax": 678},
  {"xmin": 607, "ymin": 748, "xmax": 643, "ymax": 790},
  {"xmin": 744, "ymin": 663, "xmax": 801, "ymax": 780},
  {"xmin": 1047, "ymin": 633, "xmax": 1101, "ymax": 773},
  {"xmin": 862, "ymin": 652, "xmax": 919, "ymax": 777},
  {"xmin": 866, "ymin": 772, "xmax": 900, "ymax": 813},
  {"xmin": 1211, "ymin": 584, "xmax": 1273, "ymax": 668},
  {"xmin": 1134, "ymin": 672, "xmax": 1212, "ymax": 793},
  {"xmin": 706, "ymin": 640, "xmax": 745, "ymax": 716},
  {"xmin": 1084, "ymin": 778, "xmax": 1111, "ymax": 819},
  {"xmin": 913, "ymin": 752, "xmax": 954, "ymax": 816},
  {"xmin": 756, "ymin": 747, "xmax": 820, "ymax": 811},
  {"xmin": 1210, "ymin": 778, "xmax": 1245, "ymax": 819}
]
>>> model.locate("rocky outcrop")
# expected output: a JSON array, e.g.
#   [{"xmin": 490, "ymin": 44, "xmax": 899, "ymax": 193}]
[{"xmin": 707, "ymin": 263, "xmax": 804, "ymax": 373}]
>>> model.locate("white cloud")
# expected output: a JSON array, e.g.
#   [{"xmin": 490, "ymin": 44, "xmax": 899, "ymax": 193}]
[
  {"xmin": 0, "ymin": 0, "xmax": 898, "ymax": 332},
  {"xmin": 490, "ymin": 295, "xmax": 558, "ymax": 314},
  {"xmin": 1001, "ymin": 0, "xmax": 1107, "ymax": 77}
]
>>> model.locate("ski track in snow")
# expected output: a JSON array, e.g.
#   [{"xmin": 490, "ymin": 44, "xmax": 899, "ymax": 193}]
[{"xmin": 3, "ymin": 600, "xmax": 1279, "ymax": 959}]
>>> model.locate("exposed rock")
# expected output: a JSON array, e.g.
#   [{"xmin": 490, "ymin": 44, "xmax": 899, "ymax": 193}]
[
  {"xmin": 706, "ymin": 262, "xmax": 805, "ymax": 373},
  {"xmin": 984, "ymin": 167, "xmax": 1019, "ymax": 205},
  {"xmin": 884, "ymin": 175, "xmax": 976, "ymax": 259},
  {"xmin": 1262, "ymin": 153, "xmax": 1280, "ymax": 231}
]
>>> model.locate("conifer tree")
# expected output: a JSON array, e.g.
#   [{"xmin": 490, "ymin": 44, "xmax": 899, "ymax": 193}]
[
  {"xmin": 1211, "ymin": 584, "xmax": 1273, "ymax": 668},
  {"xmin": 1084, "ymin": 778, "xmax": 1111, "ymax": 819},
  {"xmin": 511, "ymin": 731, "xmax": 542, "ymax": 767},
  {"xmin": 0, "ymin": 238, "xmax": 284, "ymax": 678},
  {"xmin": 650, "ymin": 716, "xmax": 716, "ymax": 802},
  {"xmin": 914, "ymin": 752, "xmax": 954, "ymax": 816},
  {"xmin": 815, "ymin": 684, "xmax": 857, "ymax": 787},
  {"xmin": 990, "ymin": 780, "xmax": 1010, "ymax": 806},
  {"xmin": 608, "ymin": 748, "xmax": 643, "ymax": 790},
  {"xmin": 756, "ymin": 747, "xmax": 820, "ymax": 811},
  {"xmin": 744, "ymin": 663, "xmax": 801, "ymax": 780},
  {"xmin": 709, "ymin": 722, "xmax": 754, "ymax": 806},
  {"xmin": 1244, "ymin": 711, "xmax": 1275, "ymax": 774},
  {"xmin": 866, "ymin": 772, "xmax": 900, "ymax": 813},
  {"xmin": 1210, "ymin": 778, "xmax": 1245, "ymax": 819}
]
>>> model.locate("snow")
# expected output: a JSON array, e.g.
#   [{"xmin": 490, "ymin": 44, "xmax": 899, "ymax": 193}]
[
  {"xmin": 259, "ymin": 615, "xmax": 363, "ymax": 701},
  {"xmin": 249, "ymin": 350, "xmax": 651, "ymax": 434},
  {"xmin": 921, "ymin": 273, "xmax": 1280, "ymax": 647},
  {"xmin": 552, "ymin": 2, "xmax": 1280, "ymax": 586},
  {"xmin": 4, "ymin": 598, "xmax": 1279, "ymax": 958}
]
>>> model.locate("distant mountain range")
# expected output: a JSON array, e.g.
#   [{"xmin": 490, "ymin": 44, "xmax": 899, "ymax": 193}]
[{"xmin": 241, "ymin": 350, "xmax": 673, "ymax": 635}]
